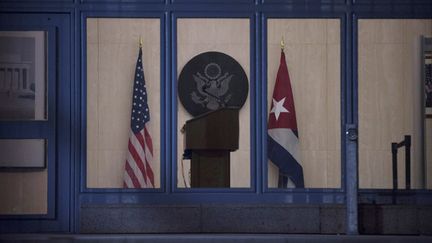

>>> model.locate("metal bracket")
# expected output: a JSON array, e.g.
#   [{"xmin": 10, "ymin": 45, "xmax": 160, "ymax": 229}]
[{"xmin": 346, "ymin": 126, "xmax": 358, "ymax": 141}]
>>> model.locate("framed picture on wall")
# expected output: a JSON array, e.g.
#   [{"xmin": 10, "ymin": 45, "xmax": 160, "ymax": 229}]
[
  {"xmin": 0, "ymin": 31, "xmax": 46, "ymax": 121},
  {"xmin": 0, "ymin": 31, "xmax": 47, "ymax": 168}
]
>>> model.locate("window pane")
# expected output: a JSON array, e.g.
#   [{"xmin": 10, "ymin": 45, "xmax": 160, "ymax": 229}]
[
  {"xmin": 0, "ymin": 139, "xmax": 47, "ymax": 214},
  {"xmin": 0, "ymin": 139, "xmax": 45, "ymax": 168},
  {"xmin": 0, "ymin": 31, "xmax": 46, "ymax": 120},
  {"xmin": 86, "ymin": 18, "xmax": 161, "ymax": 188},
  {"xmin": 177, "ymin": 18, "xmax": 251, "ymax": 188},
  {"xmin": 267, "ymin": 19, "xmax": 341, "ymax": 189},
  {"xmin": 358, "ymin": 19, "xmax": 432, "ymax": 189}
]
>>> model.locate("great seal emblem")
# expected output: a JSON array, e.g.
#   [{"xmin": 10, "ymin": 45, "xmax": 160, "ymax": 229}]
[{"xmin": 178, "ymin": 51, "xmax": 249, "ymax": 117}]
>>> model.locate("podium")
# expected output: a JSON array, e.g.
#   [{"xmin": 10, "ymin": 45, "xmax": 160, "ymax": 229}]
[{"xmin": 184, "ymin": 108, "xmax": 239, "ymax": 187}]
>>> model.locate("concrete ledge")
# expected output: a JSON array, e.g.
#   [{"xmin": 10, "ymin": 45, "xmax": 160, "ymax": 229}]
[
  {"xmin": 358, "ymin": 205, "xmax": 432, "ymax": 235},
  {"xmin": 418, "ymin": 206, "xmax": 432, "ymax": 234},
  {"xmin": 1, "ymin": 234, "xmax": 432, "ymax": 243},
  {"xmin": 79, "ymin": 204, "xmax": 432, "ymax": 234},
  {"xmin": 80, "ymin": 205, "xmax": 201, "ymax": 233},
  {"xmin": 201, "ymin": 204, "xmax": 320, "ymax": 233},
  {"xmin": 319, "ymin": 205, "xmax": 345, "ymax": 234}
]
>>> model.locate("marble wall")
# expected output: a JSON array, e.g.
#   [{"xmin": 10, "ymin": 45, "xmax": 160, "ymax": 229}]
[
  {"xmin": 358, "ymin": 19, "xmax": 432, "ymax": 189},
  {"xmin": 427, "ymin": 119, "xmax": 432, "ymax": 189},
  {"xmin": 0, "ymin": 168, "xmax": 47, "ymax": 214}
]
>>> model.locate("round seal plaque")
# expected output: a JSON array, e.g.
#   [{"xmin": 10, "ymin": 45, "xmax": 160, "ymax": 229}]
[{"xmin": 178, "ymin": 51, "xmax": 249, "ymax": 117}]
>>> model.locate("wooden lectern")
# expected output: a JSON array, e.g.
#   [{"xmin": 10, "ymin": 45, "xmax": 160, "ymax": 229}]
[{"xmin": 184, "ymin": 107, "xmax": 239, "ymax": 188}]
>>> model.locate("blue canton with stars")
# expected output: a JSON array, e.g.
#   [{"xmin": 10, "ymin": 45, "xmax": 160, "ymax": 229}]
[{"xmin": 131, "ymin": 47, "xmax": 150, "ymax": 134}]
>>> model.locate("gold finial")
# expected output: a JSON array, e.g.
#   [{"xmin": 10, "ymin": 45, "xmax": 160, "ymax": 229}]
[
  {"xmin": 139, "ymin": 36, "xmax": 143, "ymax": 48},
  {"xmin": 280, "ymin": 36, "xmax": 285, "ymax": 51}
]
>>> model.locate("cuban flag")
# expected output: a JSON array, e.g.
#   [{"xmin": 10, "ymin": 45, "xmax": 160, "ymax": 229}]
[{"xmin": 268, "ymin": 50, "xmax": 304, "ymax": 188}]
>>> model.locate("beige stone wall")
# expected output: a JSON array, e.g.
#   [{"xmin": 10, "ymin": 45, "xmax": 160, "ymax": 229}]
[
  {"xmin": 0, "ymin": 169, "xmax": 47, "ymax": 214},
  {"xmin": 176, "ymin": 19, "xmax": 251, "ymax": 188},
  {"xmin": 86, "ymin": 18, "xmax": 161, "ymax": 188},
  {"xmin": 267, "ymin": 19, "xmax": 341, "ymax": 188},
  {"xmin": 427, "ymin": 119, "xmax": 432, "ymax": 189},
  {"xmin": 358, "ymin": 19, "xmax": 432, "ymax": 189}
]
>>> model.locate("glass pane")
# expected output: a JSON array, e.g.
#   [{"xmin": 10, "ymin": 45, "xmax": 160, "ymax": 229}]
[
  {"xmin": 177, "ymin": 18, "xmax": 251, "ymax": 188},
  {"xmin": 0, "ymin": 139, "xmax": 47, "ymax": 214},
  {"xmin": 86, "ymin": 18, "xmax": 161, "ymax": 188},
  {"xmin": 267, "ymin": 19, "xmax": 341, "ymax": 189},
  {"xmin": 358, "ymin": 19, "xmax": 432, "ymax": 189},
  {"xmin": 0, "ymin": 139, "xmax": 45, "ymax": 168},
  {"xmin": 0, "ymin": 31, "xmax": 46, "ymax": 120}
]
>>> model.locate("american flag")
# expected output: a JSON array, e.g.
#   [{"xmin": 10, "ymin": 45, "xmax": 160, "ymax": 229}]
[{"xmin": 123, "ymin": 46, "xmax": 155, "ymax": 188}]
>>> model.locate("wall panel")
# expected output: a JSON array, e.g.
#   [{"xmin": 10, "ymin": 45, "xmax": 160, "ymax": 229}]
[
  {"xmin": 0, "ymin": 170, "xmax": 47, "ymax": 214},
  {"xmin": 358, "ymin": 19, "xmax": 432, "ymax": 189}
]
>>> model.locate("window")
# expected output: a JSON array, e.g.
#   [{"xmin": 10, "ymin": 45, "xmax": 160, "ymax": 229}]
[
  {"xmin": 86, "ymin": 18, "xmax": 161, "ymax": 188},
  {"xmin": 0, "ymin": 31, "xmax": 48, "ymax": 215},
  {"xmin": 358, "ymin": 19, "xmax": 432, "ymax": 189},
  {"xmin": 176, "ymin": 18, "xmax": 251, "ymax": 189},
  {"xmin": 266, "ymin": 19, "xmax": 341, "ymax": 189}
]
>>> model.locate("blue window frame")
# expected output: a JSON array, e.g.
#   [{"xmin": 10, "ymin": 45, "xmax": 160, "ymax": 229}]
[
  {"xmin": 78, "ymin": 8, "xmax": 347, "ymax": 208},
  {"xmin": 0, "ymin": 25, "xmax": 56, "ymax": 219},
  {"xmin": 261, "ymin": 13, "xmax": 346, "ymax": 197},
  {"xmin": 0, "ymin": 13, "xmax": 72, "ymax": 233},
  {"xmin": 353, "ymin": 13, "xmax": 432, "ymax": 205},
  {"xmin": 171, "ymin": 12, "xmax": 257, "ymax": 193},
  {"xmin": 79, "ymin": 12, "xmax": 166, "ymax": 194},
  {"xmin": 73, "ymin": 0, "xmax": 432, "ymax": 209}
]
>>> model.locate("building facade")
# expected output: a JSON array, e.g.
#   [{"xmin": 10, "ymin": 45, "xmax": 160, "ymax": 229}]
[{"xmin": 0, "ymin": 0, "xmax": 432, "ymax": 235}]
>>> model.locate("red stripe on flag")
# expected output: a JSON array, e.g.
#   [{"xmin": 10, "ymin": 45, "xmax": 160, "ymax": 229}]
[
  {"xmin": 136, "ymin": 128, "xmax": 155, "ymax": 187},
  {"xmin": 145, "ymin": 164, "xmax": 155, "ymax": 187},
  {"xmin": 128, "ymin": 139, "xmax": 148, "ymax": 185},
  {"xmin": 125, "ymin": 160, "xmax": 141, "ymax": 188},
  {"xmin": 144, "ymin": 159, "xmax": 155, "ymax": 187},
  {"xmin": 143, "ymin": 127, "xmax": 153, "ymax": 155},
  {"xmin": 135, "ymin": 130, "xmax": 146, "ymax": 149}
]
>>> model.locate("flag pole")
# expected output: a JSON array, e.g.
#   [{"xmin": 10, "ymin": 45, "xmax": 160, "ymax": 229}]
[
  {"xmin": 280, "ymin": 36, "xmax": 285, "ymax": 52},
  {"xmin": 139, "ymin": 36, "xmax": 143, "ymax": 48}
]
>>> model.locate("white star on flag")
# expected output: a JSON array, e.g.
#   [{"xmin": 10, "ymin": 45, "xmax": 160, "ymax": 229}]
[{"xmin": 271, "ymin": 97, "xmax": 289, "ymax": 121}]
